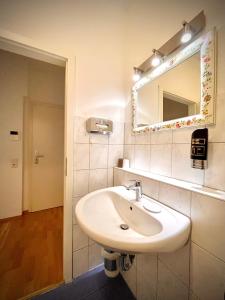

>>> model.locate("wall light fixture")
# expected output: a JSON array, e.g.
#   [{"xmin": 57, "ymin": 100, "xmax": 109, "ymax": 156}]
[
  {"xmin": 151, "ymin": 49, "xmax": 163, "ymax": 67},
  {"xmin": 132, "ymin": 67, "xmax": 143, "ymax": 82},
  {"xmin": 181, "ymin": 21, "xmax": 192, "ymax": 43}
]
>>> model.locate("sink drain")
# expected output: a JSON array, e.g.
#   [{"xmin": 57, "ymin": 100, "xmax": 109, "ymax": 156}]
[{"xmin": 120, "ymin": 224, "xmax": 129, "ymax": 230}]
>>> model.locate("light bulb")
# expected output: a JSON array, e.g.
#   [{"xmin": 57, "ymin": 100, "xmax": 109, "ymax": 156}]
[
  {"xmin": 132, "ymin": 67, "xmax": 142, "ymax": 82},
  {"xmin": 151, "ymin": 49, "xmax": 162, "ymax": 67},
  {"xmin": 181, "ymin": 22, "xmax": 192, "ymax": 43},
  {"xmin": 133, "ymin": 73, "xmax": 141, "ymax": 82},
  {"xmin": 181, "ymin": 32, "xmax": 192, "ymax": 43},
  {"xmin": 151, "ymin": 56, "xmax": 161, "ymax": 67}
]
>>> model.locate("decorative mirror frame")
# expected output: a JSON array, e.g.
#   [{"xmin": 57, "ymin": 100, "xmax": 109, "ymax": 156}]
[{"xmin": 132, "ymin": 29, "xmax": 216, "ymax": 132}]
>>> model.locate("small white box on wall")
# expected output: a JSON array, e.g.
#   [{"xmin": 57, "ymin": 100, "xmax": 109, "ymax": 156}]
[{"xmin": 10, "ymin": 130, "xmax": 19, "ymax": 141}]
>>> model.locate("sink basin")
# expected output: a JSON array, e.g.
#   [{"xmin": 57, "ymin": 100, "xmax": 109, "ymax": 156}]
[{"xmin": 75, "ymin": 186, "xmax": 190, "ymax": 253}]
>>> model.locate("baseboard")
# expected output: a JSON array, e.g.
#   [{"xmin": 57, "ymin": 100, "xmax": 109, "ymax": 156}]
[{"xmin": 18, "ymin": 281, "xmax": 64, "ymax": 300}]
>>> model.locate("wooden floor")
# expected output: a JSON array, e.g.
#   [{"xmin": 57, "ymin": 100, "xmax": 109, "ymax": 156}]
[{"xmin": 0, "ymin": 207, "xmax": 63, "ymax": 300}]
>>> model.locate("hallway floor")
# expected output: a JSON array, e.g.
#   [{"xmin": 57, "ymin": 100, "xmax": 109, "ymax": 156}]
[
  {"xmin": 33, "ymin": 265, "xmax": 136, "ymax": 300},
  {"xmin": 0, "ymin": 207, "xmax": 63, "ymax": 300}
]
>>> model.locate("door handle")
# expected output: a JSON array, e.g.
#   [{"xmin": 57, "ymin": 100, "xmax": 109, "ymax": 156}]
[
  {"xmin": 34, "ymin": 151, "xmax": 45, "ymax": 164},
  {"xmin": 36, "ymin": 154, "xmax": 44, "ymax": 158}
]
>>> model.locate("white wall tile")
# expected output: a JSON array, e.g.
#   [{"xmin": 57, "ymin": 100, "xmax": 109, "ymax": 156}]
[
  {"xmin": 172, "ymin": 126, "xmax": 204, "ymax": 144},
  {"xmin": 190, "ymin": 243, "xmax": 225, "ymax": 300},
  {"xmin": 207, "ymin": 99, "xmax": 225, "ymax": 142},
  {"xmin": 89, "ymin": 169, "xmax": 107, "ymax": 192},
  {"xmin": 90, "ymin": 133, "xmax": 109, "ymax": 144},
  {"xmin": 135, "ymin": 132, "xmax": 150, "ymax": 145},
  {"xmin": 108, "ymin": 145, "xmax": 123, "ymax": 168},
  {"xmin": 73, "ymin": 247, "xmax": 89, "ymax": 278},
  {"xmin": 172, "ymin": 144, "xmax": 204, "ymax": 185},
  {"xmin": 74, "ymin": 144, "xmax": 89, "ymax": 170},
  {"xmin": 124, "ymin": 144, "xmax": 135, "ymax": 168},
  {"xmin": 107, "ymin": 168, "xmax": 113, "ymax": 187},
  {"xmin": 150, "ymin": 144, "xmax": 172, "ymax": 177},
  {"xmin": 72, "ymin": 197, "xmax": 81, "ymax": 225},
  {"xmin": 191, "ymin": 192, "xmax": 225, "ymax": 262},
  {"xmin": 135, "ymin": 145, "xmax": 150, "ymax": 172},
  {"xmin": 204, "ymin": 143, "xmax": 225, "ymax": 191},
  {"xmin": 113, "ymin": 168, "xmax": 127, "ymax": 186},
  {"xmin": 90, "ymin": 144, "xmax": 108, "ymax": 169},
  {"xmin": 88, "ymin": 243, "xmax": 103, "ymax": 269},
  {"xmin": 159, "ymin": 182, "xmax": 191, "ymax": 216},
  {"xmin": 172, "ymin": 127, "xmax": 193, "ymax": 144},
  {"xmin": 157, "ymin": 260, "xmax": 189, "ymax": 300},
  {"xmin": 151, "ymin": 130, "xmax": 172, "ymax": 144},
  {"xmin": 73, "ymin": 170, "xmax": 89, "ymax": 197},
  {"xmin": 159, "ymin": 242, "xmax": 190, "ymax": 287},
  {"xmin": 73, "ymin": 225, "xmax": 88, "ymax": 251},
  {"xmin": 136, "ymin": 254, "xmax": 157, "ymax": 300},
  {"xmin": 121, "ymin": 257, "xmax": 137, "ymax": 297},
  {"xmin": 142, "ymin": 177, "xmax": 159, "ymax": 200},
  {"xmin": 88, "ymin": 238, "xmax": 95, "ymax": 246},
  {"xmin": 124, "ymin": 122, "xmax": 135, "ymax": 145},
  {"xmin": 74, "ymin": 116, "xmax": 89, "ymax": 144},
  {"xmin": 109, "ymin": 121, "xmax": 124, "ymax": 144}
]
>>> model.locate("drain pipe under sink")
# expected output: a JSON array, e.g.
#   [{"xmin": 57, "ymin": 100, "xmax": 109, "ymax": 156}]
[{"xmin": 101, "ymin": 248, "xmax": 135, "ymax": 278}]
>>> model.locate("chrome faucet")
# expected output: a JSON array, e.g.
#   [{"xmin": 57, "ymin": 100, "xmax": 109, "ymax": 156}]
[{"xmin": 126, "ymin": 180, "xmax": 142, "ymax": 201}]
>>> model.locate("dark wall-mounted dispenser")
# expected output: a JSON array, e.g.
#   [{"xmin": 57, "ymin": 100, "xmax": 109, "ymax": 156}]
[{"xmin": 191, "ymin": 128, "xmax": 208, "ymax": 169}]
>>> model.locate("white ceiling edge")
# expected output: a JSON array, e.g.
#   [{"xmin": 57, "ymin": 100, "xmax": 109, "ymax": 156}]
[{"xmin": 0, "ymin": 37, "xmax": 66, "ymax": 67}]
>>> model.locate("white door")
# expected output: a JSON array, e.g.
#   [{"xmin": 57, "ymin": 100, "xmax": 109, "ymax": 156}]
[{"xmin": 30, "ymin": 102, "xmax": 64, "ymax": 212}]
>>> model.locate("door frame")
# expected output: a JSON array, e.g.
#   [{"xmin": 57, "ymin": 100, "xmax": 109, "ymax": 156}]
[{"xmin": 0, "ymin": 29, "xmax": 75, "ymax": 283}]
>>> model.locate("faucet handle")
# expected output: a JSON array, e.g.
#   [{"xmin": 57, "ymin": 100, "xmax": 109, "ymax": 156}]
[{"xmin": 129, "ymin": 179, "xmax": 141, "ymax": 186}]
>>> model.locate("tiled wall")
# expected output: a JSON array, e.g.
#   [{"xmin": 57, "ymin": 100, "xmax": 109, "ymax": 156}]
[
  {"xmin": 124, "ymin": 123, "xmax": 225, "ymax": 191},
  {"xmin": 124, "ymin": 26, "xmax": 225, "ymax": 192},
  {"xmin": 120, "ymin": 22, "xmax": 225, "ymax": 300},
  {"xmin": 72, "ymin": 116, "xmax": 124, "ymax": 278},
  {"xmin": 114, "ymin": 168, "xmax": 225, "ymax": 300}
]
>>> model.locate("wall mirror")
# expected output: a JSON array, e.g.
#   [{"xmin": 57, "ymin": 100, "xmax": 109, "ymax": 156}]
[{"xmin": 132, "ymin": 30, "xmax": 215, "ymax": 132}]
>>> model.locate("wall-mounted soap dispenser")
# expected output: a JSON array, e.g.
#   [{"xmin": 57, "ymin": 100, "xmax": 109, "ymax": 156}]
[
  {"xmin": 191, "ymin": 128, "xmax": 208, "ymax": 169},
  {"xmin": 86, "ymin": 118, "xmax": 113, "ymax": 135}
]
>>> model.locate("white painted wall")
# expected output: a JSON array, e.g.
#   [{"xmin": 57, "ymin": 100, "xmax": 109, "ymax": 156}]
[
  {"xmin": 0, "ymin": 0, "xmax": 127, "ymax": 121},
  {"xmin": 0, "ymin": 49, "xmax": 65, "ymax": 219},
  {"xmin": 28, "ymin": 60, "xmax": 65, "ymax": 105},
  {"xmin": 0, "ymin": 50, "xmax": 27, "ymax": 219}
]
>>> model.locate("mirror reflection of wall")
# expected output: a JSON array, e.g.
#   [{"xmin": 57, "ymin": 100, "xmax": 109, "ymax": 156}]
[
  {"xmin": 163, "ymin": 92, "xmax": 198, "ymax": 121},
  {"xmin": 137, "ymin": 81, "xmax": 159, "ymax": 126},
  {"xmin": 137, "ymin": 52, "xmax": 201, "ymax": 126}
]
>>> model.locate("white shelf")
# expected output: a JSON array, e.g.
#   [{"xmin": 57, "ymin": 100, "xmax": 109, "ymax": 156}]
[{"xmin": 115, "ymin": 167, "xmax": 225, "ymax": 202}]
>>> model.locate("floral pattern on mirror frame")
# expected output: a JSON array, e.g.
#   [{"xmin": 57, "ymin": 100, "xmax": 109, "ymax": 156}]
[{"xmin": 132, "ymin": 30, "xmax": 215, "ymax": 133}]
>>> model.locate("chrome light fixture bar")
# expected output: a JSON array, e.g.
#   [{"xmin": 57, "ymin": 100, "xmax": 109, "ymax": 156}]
[{"xmin": 137, "ymin": 10, "xmax": 205, "ymax": 74}]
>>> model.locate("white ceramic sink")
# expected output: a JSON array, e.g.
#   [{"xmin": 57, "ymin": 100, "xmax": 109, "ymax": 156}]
[{"xmin": 75, "ymin": 186, "xmax": 190, "ymax": 253}]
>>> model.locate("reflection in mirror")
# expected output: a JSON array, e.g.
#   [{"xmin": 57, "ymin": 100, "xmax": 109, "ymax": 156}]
[{"xmin": 137, "ymin": 52, "xmax": 200, "ymax": 127}]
